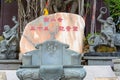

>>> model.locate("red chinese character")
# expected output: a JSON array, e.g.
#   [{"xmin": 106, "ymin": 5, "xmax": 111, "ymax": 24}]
[
  {"xmin": 37, "ymin": 27, "xmax": 43, "ymax": 30},
  {"xmin": 44, "ymin": 27, "xmax": 49, "ymax": 31},
  {"xmin": 66, "ymin": 26, "xmax": 71, "ymax": 31},
  {"xmin": 51, "ymin": 18, "xmax": 56, "ymax": 22},
  {"xmin": 59, "ymin": 26, "xmax": 65, "ymax": 31},
  {"xmin": 57, "ymin": 18, "xmax": 63, "ymax": 22},
  {"xmin": 73, "ymin": 26, "xmax": 78, "ymax": 31},
  {"xmin": 44, "ymin": 17, "xmax": 49, "ymax": 22},
  {"xmin": 30, "ymin": 26, "xmax": 35, "ymax": 30}
]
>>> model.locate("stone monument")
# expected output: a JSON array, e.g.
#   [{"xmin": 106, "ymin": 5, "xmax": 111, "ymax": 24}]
[
  {"xmin": 16, "ymin": 32, "xmax": 86, "ymax": 80},
  {"xmin": 20, "ymin": 13, "xmax": 85, "ymax": 55},
  {"xmin": 17, "ymin": 12, "xmax": 86, "ymax": 80},
  {"xmin": 0, "ymin": 16, "xmax": 19, "ymax": 59}
]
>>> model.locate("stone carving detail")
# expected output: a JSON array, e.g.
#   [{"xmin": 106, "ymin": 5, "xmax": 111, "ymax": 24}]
[
  {"xmin": 16, "ymin": 39, "xmax": 86, "ymax": 80},
  {"xmin": 0, "ymin": 16, "xmax": 19, "ymax": 59},
  {"xmin": 47, "ymin": 43, "xmax": 57, "ymax": 53},
  {"xmin": 88, "ymin": 7, "xmax": 120, "ymax": 52}
]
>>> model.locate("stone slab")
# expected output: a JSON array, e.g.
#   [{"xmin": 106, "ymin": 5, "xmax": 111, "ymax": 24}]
[
  {"xmin": 84, "ymin": 66, "xmax": 117, "ymax": 80},
  {"xmin": 0, "ymin": 70, "xmax": 19, "ymax": 80},
  {"xmin": 95, "ymin": 77, "xmax": 118, "ymax": 80},
  {"xmin": 83, "ymin": 56, "xmax": 118, "ymax": 67},
  {"xmin": 112, "ymin": 59, "xmax": 120, "ymax": 63}
]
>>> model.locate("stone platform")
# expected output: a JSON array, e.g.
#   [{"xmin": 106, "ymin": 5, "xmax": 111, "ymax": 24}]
[
  {"xmin": 0, "ymin": 66, "xmax": 118, "ymax": 80},
  {"xmin": 0, "ymin": 60, "xmax": 22, "ymax": 70}
]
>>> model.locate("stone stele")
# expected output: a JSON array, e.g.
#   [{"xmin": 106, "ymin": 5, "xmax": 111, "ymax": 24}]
[{"xmin": 20, "ymin": 12, "xmax": 85, "ymax": 54}]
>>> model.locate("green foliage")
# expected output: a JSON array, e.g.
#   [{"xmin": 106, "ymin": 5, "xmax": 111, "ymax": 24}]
[
  {"xmin": 5, "ymin": 0, "xmax": 14, "ymax": 3},
  {"xmin": 86, "ymin": 33, "xmax": 100, "ymax": 40},
  {"xmin": 104, "ymin": 0, "xmax": 120, "ymax": 18},
  {"xmin": 0, "ymin": 36, "xmax": 4, "ymax": 41}
]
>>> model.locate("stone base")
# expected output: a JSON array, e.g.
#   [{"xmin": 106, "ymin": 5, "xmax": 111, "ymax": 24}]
[
  {"xmin": 95, "ymin": 77, "xmax": 118, "ymax": 80},
  {"xmin": 83, "ymin": 56, "xmax": 118, "ymax": 67},
  {"xmin": 83, "ymin": 52, "xmax": 120, "ymax": 66},
  {"xmin": 0, "ymin": 60, "xmax": 22, "ymax": 70}
]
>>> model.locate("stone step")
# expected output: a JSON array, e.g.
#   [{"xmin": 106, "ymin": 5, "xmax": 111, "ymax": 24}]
[{"xmin": 95, "ymin": 77, "xmax": 118, "ymax": 80}]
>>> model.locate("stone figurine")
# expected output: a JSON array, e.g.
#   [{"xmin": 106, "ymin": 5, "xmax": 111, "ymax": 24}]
[
  {"xmin": 0, "ymin": 16, "xmax": 19, "ymax": 59},
  {"xmin": 97, "ymin": 7, "xmax": 116, "ymax": 47}
]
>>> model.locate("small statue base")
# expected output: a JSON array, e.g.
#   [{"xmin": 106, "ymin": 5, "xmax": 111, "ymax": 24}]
[
  {"xmin": 0, "ymin": 60, "xmax": 21, "ymax": 70},
  {"xmin": 83, "ymin": 52, "xmax": 120, "ymax": 66}
]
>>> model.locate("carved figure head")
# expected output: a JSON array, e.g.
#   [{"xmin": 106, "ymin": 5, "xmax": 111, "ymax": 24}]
[
  {"xmin": 4, "ymin": 25, "xmax": 10, "ymax": 32},
  {"xmin": 106, "ymin": 17, "xmax": 113, "ymax": 24}
]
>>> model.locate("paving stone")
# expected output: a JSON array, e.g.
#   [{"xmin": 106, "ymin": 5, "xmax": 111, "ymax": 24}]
[
  {"xmin": 0, "ymin": 72, "xmax": 6, "ymax": 80},
  {"xmin": 84, "ymin": 66, "xmax": 116, "ymax": 80}
]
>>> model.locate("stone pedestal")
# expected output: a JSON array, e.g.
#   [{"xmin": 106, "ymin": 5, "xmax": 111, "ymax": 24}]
[
  {"xmin": 83, "ymin": 52, "xmax": 119, "ymax": 67},
  {"xmin": 0, "ymin": 60, "xmax": 22, "ymax": 70},
  {"xmin": 84, "ymin": 56, "xmax": 118, "ymax": 67},
  {"xmin": 112, "ymin": 59, "xmax": 120, "ymax": 76}
]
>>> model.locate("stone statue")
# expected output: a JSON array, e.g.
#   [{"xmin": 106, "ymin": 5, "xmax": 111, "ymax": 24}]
[
  {"xmin": 0, "ymin": 16, "xmax": 19, "ymax": 59},
  {"xmin": 97, "ymin": 7, "xmax": 116, "ymax": 47},
  {"xmin": 88, "ymin": 7, "xmax": 116, "ymax": 52}
]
